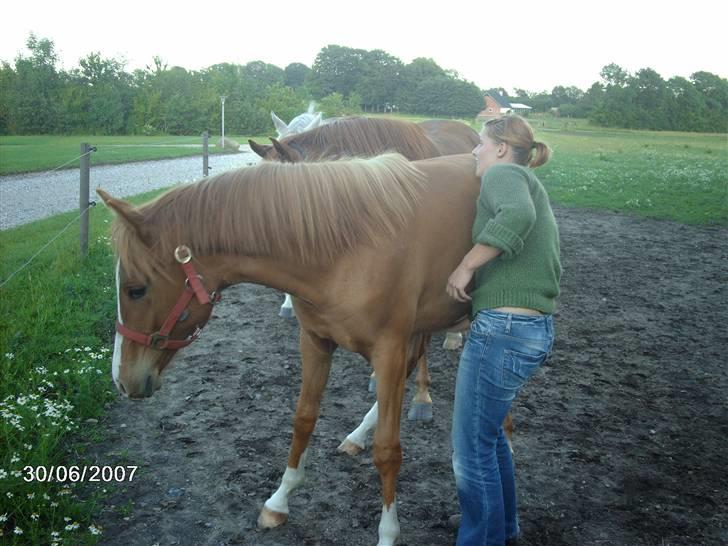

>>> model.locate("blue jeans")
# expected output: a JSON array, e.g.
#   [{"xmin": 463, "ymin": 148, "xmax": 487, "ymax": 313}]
[{"xmin": 452, "ymin": 310, "xmax": 554, "ymax": 546}]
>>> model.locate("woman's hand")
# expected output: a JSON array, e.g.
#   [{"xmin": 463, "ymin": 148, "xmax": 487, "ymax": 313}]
[
  {"xmin": 447, "ymin": 264, "xmax": 475, "ymax": 302},
  {"xmin": 446, "ymin": 244, "xmax": 502, "ymax": 303}
]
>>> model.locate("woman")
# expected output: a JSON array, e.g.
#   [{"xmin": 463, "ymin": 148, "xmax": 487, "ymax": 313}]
[{"xmin": 446, "ymin": 115, "xmax": 561, "ymax": 545}]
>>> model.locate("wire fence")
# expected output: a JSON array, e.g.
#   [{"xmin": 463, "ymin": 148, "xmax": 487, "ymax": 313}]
[
  {"xmin": 0, "ymin": 202, "xmax": 96, "ymax": 289},
  {"xmin": 0, "ymin": 136, "xmax": 215, "ymax": 289}
]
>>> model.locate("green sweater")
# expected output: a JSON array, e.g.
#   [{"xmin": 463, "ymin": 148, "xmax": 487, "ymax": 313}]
[{"xmin": 470, "ymin": 163, "xmax": 561, "ymax": 316}]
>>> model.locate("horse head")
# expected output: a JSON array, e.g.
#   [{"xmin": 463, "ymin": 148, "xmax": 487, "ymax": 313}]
[
  {"xmin": 97, "ymin": 189, "xmax": 219, "ymax": 399},
  {"xmin": 248, "ymin": 137, "xmax": 304, "ymax": 162},
  {"xmin": 271, "ymin": 109, "xmax": 323, "ymax": 139}
]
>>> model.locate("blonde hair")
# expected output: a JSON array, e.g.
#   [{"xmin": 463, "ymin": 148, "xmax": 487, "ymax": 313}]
[{"xmin": 483, "ymin": 115, "xmax": 551, "ymax": 168}]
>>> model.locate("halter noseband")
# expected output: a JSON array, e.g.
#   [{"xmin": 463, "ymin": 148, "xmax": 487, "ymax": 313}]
[{"xmin": 115, "ymin": 245, "xmax": 220, "ymax": 350}]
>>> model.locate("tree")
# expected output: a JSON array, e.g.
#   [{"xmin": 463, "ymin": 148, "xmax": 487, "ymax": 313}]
[
  {"xmin": 357, "ymin": 50, "xmax": 404, "ymax": 110},
  {"xmin": 284, "ymin": 63, "xmax": 310, "ymax": 89},
  {"xmin": 64, "ymin": 52, "xmax": 132, "ymax": 134},
  {"xmin": 0, "ymin": 62, "xmax": 15, "ymax": 133},
  {"xmin": 9, "ymin": 34, "xmax": 63, "ymax": 133},
  {"xmin": 308, "ymin": 45, "xmax": 367, "ymax": 98}
]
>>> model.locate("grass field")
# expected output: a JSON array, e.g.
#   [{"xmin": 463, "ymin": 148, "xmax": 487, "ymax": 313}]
[
  {"xmin": 533, "ymin": 123, "xmax": 727, "ymax": 224},
  {"xmin": 0, "ymin": 118, "xmax": 726, "ymax": 541},
  {"xmin": 0, "ymin": 135, "xmax": 250, "ymax": 176}
]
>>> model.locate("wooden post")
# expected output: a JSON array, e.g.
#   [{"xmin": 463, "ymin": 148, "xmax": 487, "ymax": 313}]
[
  {"xmin": 202, "ymin": 131, "xmax": 210, "ymax": 177},
  {"xmin": 79, "ymin": 143, "xmax": 91, "ymax": 257}
]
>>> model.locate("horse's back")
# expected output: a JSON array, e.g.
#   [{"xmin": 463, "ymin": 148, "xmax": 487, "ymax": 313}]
[{"xmin": 418, "ymin": 120, "xmax": 480, "ymax": 155}]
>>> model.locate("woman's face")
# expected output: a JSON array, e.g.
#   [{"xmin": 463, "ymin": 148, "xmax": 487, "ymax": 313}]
[{"xmin": 472, "ymin": 132, "xmax": 502, "ymax": 177}]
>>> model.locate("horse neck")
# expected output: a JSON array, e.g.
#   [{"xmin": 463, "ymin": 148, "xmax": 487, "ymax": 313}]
[{"xmin": 199, "ymin": 253, "xmax": 325, "ymax": 307}]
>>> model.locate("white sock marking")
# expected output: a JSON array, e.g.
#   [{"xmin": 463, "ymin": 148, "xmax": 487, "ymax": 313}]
[
  {"xmin": 264, "ymin": 449, "xmax": 309, "ymax": 514},
  {"xmin": 377, "ymin": 499, "xmax": 400, "ymax": 546},
  {"xmin": 345, "ymin": 401, "xmax": 379, "ymax": 449}
]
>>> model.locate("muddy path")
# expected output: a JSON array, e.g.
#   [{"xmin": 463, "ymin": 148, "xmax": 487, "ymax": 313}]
[{"xmin": 88, "ymin": 206, "xmax": 728, "ymax": 545}]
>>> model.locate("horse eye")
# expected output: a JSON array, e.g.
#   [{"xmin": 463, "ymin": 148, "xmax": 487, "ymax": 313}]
[{"xmin": 127, "ymin": 286, "xmax": 147, "ymax": 300}]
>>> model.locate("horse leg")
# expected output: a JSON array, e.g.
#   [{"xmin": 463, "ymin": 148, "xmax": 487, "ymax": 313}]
[
  {"xmin": 371, "ymin": 338, "xmax": 409, "ymax": 546},
  {"xmin": 338, "ymin": 400, "xmax": 378, "ymax": 456},
  {"xmin": 407, "ymin": 334, "xmax": 433, "ymax": 422},
  {"xmin": 279, "ymin": 293, "xmax": 296, "ymax": 319},
  {"xmin": 258, "ymin": 328, "xmax": 335, "ymax": 529},
  {"xmin": 442, "ymin": 331, "xmax": 463, "ymax": 350},
  {"xmin": 340, "ymin": 334, "xmax": 430, "ymax": 454}
]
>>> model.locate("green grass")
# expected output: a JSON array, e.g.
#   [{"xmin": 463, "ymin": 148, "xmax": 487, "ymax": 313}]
[
  {"xmin": 531, "ymin": 121, "xmax": 728, "ymax": 224},
  {"xmin": 0, "ymin": 135, "xmax": 253, "ymax": 176}
]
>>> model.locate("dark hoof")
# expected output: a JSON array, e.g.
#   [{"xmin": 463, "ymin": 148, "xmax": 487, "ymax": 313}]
[{"xmin": 407, "ymin": 402, "xmax": 433, "ymax": 422}]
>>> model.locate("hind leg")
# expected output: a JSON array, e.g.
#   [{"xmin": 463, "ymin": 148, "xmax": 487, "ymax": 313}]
[
  {"xmin": 259, "ymin": 328, "xmax": 335, "ymax": 528},
  {"xmin": 407, "ymin": 334, "xmax": 433, "ymax": 422},
  {"xmin": 279, "ymin": 293, "xmax": 296, "ymax": 319}
]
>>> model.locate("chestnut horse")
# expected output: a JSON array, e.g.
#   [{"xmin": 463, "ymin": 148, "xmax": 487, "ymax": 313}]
[
  {"xmin": 101, "ymin": 153, "xmax": 487, "ymax": 545},
  {"xmin": 248, "ymin": 116, "xmax": 479, "ymax": 422}
]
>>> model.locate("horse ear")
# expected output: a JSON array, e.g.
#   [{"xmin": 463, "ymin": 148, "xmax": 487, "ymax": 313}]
[
  {"xmin": 270, "ymin": 138, "xmax": 303, "ymax": 163},
  {"xmin": 303, "ymin": 112, "xmax": 322, "ymax": 132},
  {"xmin": 248, "ymin": 139, "xmax": 272, "ymax": 158},
  {"xmin": 270, "ymin": 111, "xmax": 288, "ymax": 137},
  {"xmin": 96, "ymin": 189, "xmax": 147, "ymax": 239}
]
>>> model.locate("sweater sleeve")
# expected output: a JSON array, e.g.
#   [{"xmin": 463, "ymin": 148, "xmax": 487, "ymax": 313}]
[{"xmin": 473, "ymin": 165, "xmax": 537, "ymax": 259}]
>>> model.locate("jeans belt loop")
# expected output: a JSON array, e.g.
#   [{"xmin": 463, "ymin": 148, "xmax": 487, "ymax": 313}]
[{"xmin": 505, "ymin": 313, "xmax": 512, "ymax": 334}]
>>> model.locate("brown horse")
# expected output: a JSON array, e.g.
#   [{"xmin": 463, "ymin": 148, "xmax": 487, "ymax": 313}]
[
  {"xmin": 101, "ymin": 153, "xmax": 484, "ymax": 545},
  {"xmin": 248, "ymin": 116, "xmax": 479, "ymax": 422},
  {"xmin": 418, "ymin": 119, "xmax": 481, "ymax": 154}
]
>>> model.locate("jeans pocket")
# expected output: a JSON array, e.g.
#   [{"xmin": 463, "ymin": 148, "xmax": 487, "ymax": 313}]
[{"xmin": 502, "ymin": 349, "xmax": 547, "ymax": 390}]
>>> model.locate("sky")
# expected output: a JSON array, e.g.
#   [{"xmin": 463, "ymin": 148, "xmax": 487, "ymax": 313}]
[{"xmin": 1, "ymin": 0, "xmax": 726, "ymax": 94}]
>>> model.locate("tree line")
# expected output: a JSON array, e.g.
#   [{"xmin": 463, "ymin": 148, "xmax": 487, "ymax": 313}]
[{"xmin": 1, "ymin": 35, "xmax": 726, "ymax": 136}]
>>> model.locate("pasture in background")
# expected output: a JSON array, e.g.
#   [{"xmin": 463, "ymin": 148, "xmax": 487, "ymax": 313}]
[
  {"xmin": 0, "ymin": 118, "xmax": 725, "ymax": 542},
  {"xmin": 0, "ymin": 135, "xmax": 247, "ymax": 176}
]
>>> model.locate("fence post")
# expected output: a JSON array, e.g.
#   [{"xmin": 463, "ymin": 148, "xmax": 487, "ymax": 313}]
[
  {"xmin": 79, "ymin": 143, "xmax": 91, "ymax": 257},
  {"xmin": 202, "ymin": 131, "xmax": 210, "ymax": 177}
]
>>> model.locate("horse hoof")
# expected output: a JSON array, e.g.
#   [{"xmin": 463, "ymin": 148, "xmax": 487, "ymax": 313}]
[
  {"xmin": 407, "ymin": 402, "xmax": 433, "ymax": 422},
  {"xmin": 258, "ymin": 505, "xmax": 288, "ymax": 529},
  {"xmin": 442, "ymin": 333, "xmax": 463, "ymax": 351},
  {"xmin": 368, "ymin": 377, "xmax": 377, "ymax": 393},
  {"xmin": 278, "ymin": 307, "xmax": 296, "ymax": 319},
  {"xmin": 337, "ymin": 438, "xmax": 364, "ymax": 456}
]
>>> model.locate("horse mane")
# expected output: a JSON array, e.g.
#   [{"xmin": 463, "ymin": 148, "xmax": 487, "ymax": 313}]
[
  {"xmin": 112, "ymin": 154, "xmax": 426, "ymax": 279},
  {"xmin": 282, "ymin": 117, "xmax": 441, "ymax": 160}
]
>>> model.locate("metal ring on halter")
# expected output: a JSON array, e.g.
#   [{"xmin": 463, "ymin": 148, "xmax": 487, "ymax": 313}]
[
  {"xmin": 184, "ymin": 275, "xmax": 204, "ymax": 289},
  {"xmin": 174, "ymin": 245, "xmax": 192, "ymax": 264}
]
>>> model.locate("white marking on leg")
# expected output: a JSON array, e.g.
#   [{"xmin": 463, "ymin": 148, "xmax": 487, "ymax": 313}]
[
  {"xmin": 264, "ymin": 449, "xmax": 309, "ymax": 514},
  {"xmin": 377, "ymin": 499, "xmax": 400, "ymax": 546},
  {"xmin": 279, "ymin": 293, "xmax": 296, "ymax": 318},
  {"xmin": 345, "ymin": 401, "xmax": 378, "ymax": 450},
  {"xmin": 112, "ymin": 260, "xmax": 123, "ymax": 384}
]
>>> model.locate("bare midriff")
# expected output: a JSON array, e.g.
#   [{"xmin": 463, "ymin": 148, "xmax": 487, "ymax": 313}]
[{"xmin": 491, "ymin": 306, "xmax": 543, "ymax": 316}]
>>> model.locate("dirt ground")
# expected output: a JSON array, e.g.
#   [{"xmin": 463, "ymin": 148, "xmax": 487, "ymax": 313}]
[{"xmin": 88, "ymin": 206, "xmax": 728, "ymax": 546}]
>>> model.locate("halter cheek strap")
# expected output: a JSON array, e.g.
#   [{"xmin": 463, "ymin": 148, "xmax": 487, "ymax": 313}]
[{"xmin": 115, "ymin": 246, "xmax": 221, "ymax": 350}]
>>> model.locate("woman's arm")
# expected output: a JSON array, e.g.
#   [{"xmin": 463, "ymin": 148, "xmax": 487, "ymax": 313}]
[{"xmin": 446, "ymin": 243, "xmax": 502, "ymax": 302}]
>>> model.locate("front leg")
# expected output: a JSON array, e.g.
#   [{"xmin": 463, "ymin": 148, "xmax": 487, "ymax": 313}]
[
  {"xmin": 258, "ymin": 328, "xmax": 336, "ymax": 529},
  {"xmin": 371, "ymin": 339, "xmax": 409, "ymax": 546}
]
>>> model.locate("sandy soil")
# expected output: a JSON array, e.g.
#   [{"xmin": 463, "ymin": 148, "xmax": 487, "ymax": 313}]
[{"xmin": 87, "ymin": 206, "xmax": 728, "ymax": 546}]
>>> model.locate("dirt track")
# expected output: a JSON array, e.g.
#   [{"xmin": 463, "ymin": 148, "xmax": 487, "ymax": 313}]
[{"xmin": 89, "ymin": 206, "xmax": 728, "ymax": 546}]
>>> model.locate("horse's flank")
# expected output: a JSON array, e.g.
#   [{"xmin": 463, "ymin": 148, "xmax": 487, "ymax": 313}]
[{"xmin": 112, "ymin": 154, "xmax": 426, "ymax": 280}]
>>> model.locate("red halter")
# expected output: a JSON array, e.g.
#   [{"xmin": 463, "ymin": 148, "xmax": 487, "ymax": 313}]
[{"xmin": 115, "ymin": 245, "xmax": 220, "ymax": 350}]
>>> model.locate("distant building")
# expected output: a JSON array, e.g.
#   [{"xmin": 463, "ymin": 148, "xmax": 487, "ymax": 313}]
[{"xmin": 477, "ymin": 93, "xmax": 532, "ymax": 120}]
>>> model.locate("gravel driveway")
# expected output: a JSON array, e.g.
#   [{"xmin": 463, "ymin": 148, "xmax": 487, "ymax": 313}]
[{"xmin": 0, "ymin": 149, "xmax": 260, "ymax": 230}]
